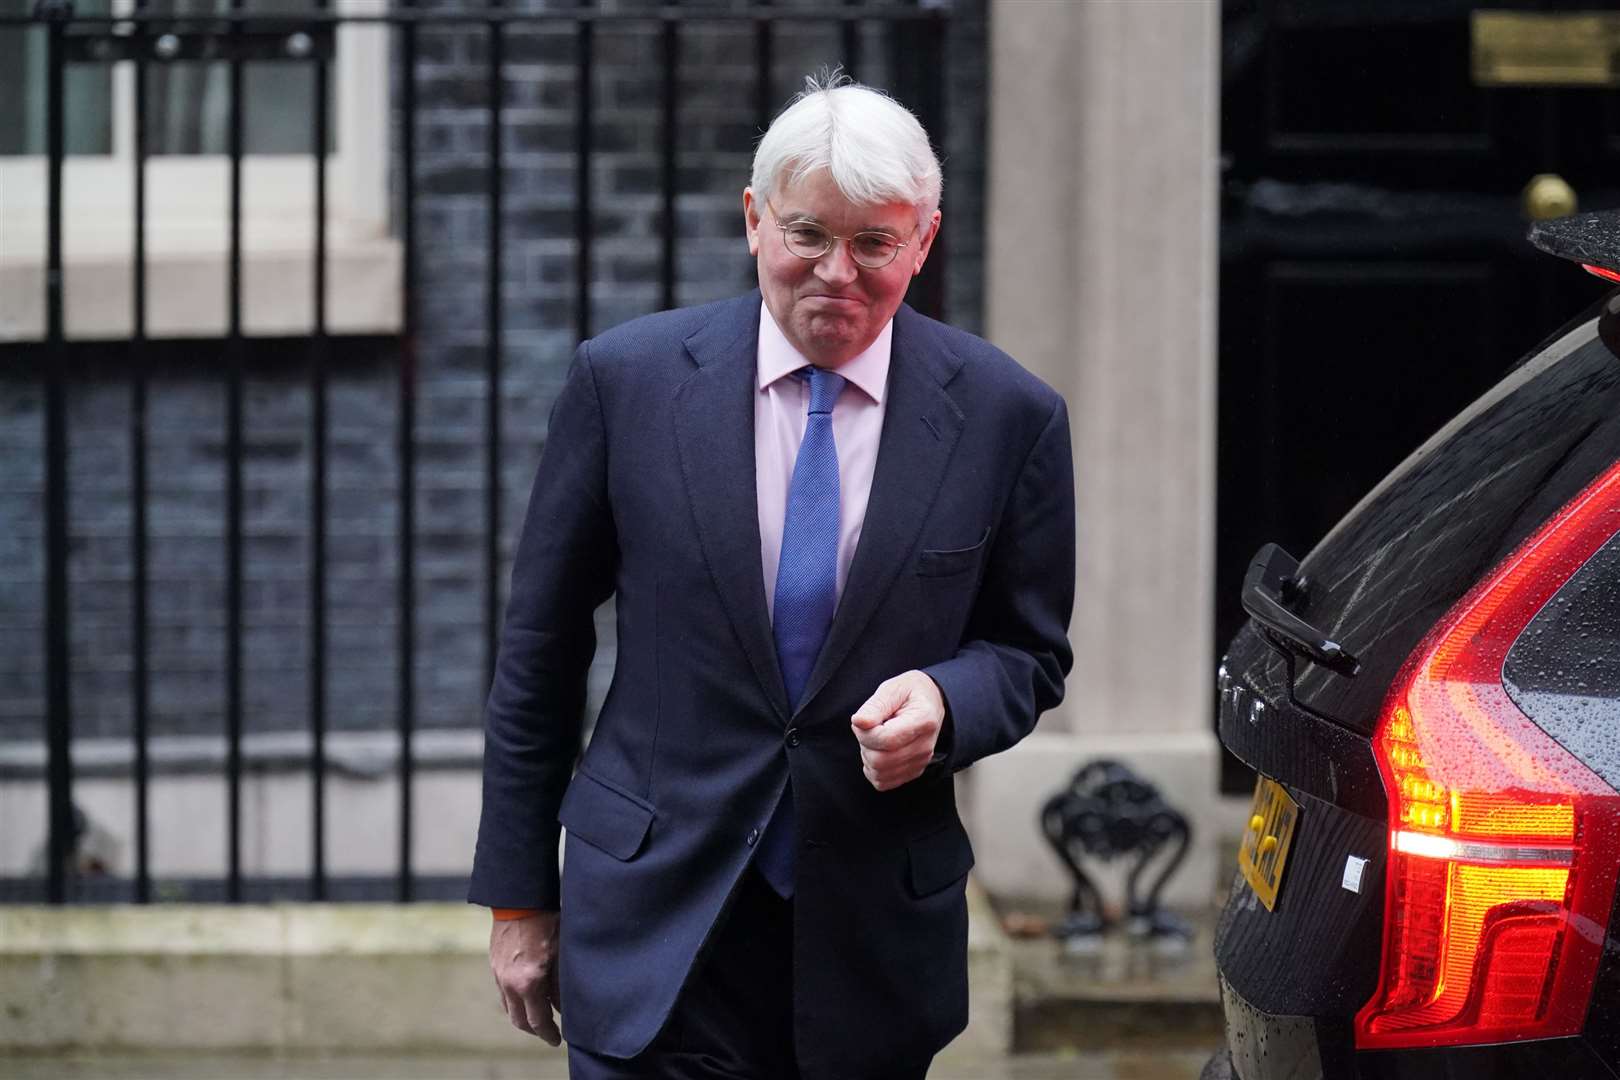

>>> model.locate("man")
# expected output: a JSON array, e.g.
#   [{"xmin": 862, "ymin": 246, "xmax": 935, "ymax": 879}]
[{"xmin": 469, "ymin": 76, "xmax": 1075, "ymax": 1080}]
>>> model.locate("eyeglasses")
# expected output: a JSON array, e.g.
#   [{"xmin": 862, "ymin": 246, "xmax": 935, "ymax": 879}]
[{"xmin": 765, "ymin": 198, "xmax": 914, "ymax": 270}]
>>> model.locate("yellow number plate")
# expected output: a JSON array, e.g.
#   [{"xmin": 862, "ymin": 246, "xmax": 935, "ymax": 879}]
[{"xmin": 1238, "ymin": 776, "xmax": 1300, "ymax": 912}]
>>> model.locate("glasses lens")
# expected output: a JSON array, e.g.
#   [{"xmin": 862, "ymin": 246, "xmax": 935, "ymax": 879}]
[
  {"xmin": 850, "ymin": 233, "xmax": 901, "ymax": 268},
  {"xmin": 783, "ymin": 224, "xmax": 831, "ymax": 258}
]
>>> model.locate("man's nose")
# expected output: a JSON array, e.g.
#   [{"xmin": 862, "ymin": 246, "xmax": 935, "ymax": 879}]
[{"xmin": 813, "ymin": 238, "xmax": 860, "ymax": 286}]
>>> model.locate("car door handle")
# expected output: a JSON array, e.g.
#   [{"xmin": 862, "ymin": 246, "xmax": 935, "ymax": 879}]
[{"xmin": 1241, "ymin": 543, "xmax": 1361, "ymax": 678}]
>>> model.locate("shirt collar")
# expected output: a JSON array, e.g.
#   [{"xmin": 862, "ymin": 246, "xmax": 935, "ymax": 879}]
[{"xmin": 756, "ymin": 301, "xmax": 891, "ymax": 405}]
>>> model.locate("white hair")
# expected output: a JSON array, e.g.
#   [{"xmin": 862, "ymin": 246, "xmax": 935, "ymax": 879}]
[{"xmin": 751, "ymin": 73, "xmax": 942, "ymax": 223}]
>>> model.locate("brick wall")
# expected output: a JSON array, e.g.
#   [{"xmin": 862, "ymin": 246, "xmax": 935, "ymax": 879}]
[{"xmin": 0, "ymin": 0, "xmax": 988, "ymax": 745}]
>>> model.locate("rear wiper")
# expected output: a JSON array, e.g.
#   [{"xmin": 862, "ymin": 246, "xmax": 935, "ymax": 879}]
[{"xmin": 1241, "ymin": 543, "xmax": 1361, "ymax": 678}]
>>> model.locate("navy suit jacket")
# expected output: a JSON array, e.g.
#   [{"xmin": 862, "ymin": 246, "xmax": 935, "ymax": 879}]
[{"xmin": 468, "ymin": 291, "xmax": 1074, "ymax": 1077}]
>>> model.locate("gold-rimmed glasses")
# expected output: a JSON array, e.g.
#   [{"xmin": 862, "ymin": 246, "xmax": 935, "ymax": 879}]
[{"xmin": 764, "ymin": 197, "xmax": 915, "ymax": 270}]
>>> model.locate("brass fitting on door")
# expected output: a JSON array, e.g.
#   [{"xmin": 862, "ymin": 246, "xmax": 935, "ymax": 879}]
[{"xmin": 1523, "ymin": 174, "xmax": 1577, "ymax": 222}]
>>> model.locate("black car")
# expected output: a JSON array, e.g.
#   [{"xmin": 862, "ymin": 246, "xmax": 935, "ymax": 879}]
[{"xmin": 1204, "ymin": 212, "xmax": 1620, "ymax": 1080}]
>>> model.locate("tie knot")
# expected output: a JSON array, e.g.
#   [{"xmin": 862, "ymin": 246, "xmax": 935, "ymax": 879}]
[{"xmin": 804, "ymin": 366, "xmax": 846, "ymax": 415}]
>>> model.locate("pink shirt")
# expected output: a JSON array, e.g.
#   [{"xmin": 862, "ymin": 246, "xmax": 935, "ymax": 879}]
[{"xmin": 756, "ymin": 302, "xmax": 892, "ymax": 623}]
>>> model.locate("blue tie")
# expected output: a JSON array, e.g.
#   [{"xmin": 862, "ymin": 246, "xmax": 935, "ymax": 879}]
[{"xmin": 756, "ymin": 366, "xmax": 845, "ymax": 898}]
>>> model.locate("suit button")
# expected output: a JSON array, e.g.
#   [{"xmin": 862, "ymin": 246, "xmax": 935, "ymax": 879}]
[
  {"xmin": 746, "ymin": 828, "xmax": 759, "ymax": 846},
  {"xmin": 786, "ymin": 727, "xmax": 801, "ymax": 748}
]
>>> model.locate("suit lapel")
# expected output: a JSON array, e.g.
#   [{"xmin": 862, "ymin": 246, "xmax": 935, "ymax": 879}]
[
  {"xmin": 674, "ymin": 293, "xmax": 791, "ymax": 723},
  {"xmin": 796, "ymin": 306, "xmax": 965, "ymax": 718}
]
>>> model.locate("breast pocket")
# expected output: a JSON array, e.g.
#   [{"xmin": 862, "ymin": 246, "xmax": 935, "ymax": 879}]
[{"xmin": 915, "ymin": 527, "xmax": 992, "ymax": 579}]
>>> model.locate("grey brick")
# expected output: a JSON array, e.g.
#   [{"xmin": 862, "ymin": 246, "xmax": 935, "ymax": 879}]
[{"xmin": 501, "ymin": 28, "xmax": 578, "ymax": 68}]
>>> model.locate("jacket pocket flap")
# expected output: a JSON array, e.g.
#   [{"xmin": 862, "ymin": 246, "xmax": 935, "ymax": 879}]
[
  {"xmin": 916, "ymin": 528, "xmax": 991, "ymax": 578},
  {"xmin": 907, "ymin": 819, "xmax": 975, "ymax": 897},
  {"xmin": 558, "ymin": 771, "xmax": 655, "ymax": 861}
]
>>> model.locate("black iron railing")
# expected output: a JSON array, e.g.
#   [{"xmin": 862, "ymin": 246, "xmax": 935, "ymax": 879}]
[{"xmin": 0, "ymin": 0, "xmax": 954, "ymax": 905}]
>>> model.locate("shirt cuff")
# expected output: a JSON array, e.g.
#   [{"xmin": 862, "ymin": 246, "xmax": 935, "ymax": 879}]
[{"xmin": 491, "ymin": 907, "xmax": 544, "ymax": 921}]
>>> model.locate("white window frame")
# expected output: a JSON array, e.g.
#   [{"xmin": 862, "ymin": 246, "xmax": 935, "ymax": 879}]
[{"xmin": 0, "ymin": 0, "xmax": 400, "ymax": 341}]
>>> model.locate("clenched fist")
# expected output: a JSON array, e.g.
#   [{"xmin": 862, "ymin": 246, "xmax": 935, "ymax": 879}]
[{"xmin": 850, "ymin": 670, "xmax": 948, "ymax": 791}]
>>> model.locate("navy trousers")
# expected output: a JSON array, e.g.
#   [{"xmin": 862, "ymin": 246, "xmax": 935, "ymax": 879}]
[{"xmin": 566, "ymin": 867, "xmax": 932, "ymax": 1080}]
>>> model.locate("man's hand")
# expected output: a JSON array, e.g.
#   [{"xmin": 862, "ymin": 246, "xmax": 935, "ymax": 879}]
[
  {"xmin": 490, "ymin": 910, "xmax": 562, "ymax": 1045},
  {"xmin": 851, "ymin": 671, "xmax": 946, "ymax": 791}
]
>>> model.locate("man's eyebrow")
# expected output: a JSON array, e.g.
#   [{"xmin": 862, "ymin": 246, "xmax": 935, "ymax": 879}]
[{"xmin": 780, "ymin": 211, "xmax": 901, "ymax": 236}]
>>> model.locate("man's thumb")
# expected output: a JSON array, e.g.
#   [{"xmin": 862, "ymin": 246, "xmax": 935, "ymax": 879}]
[{"xmin": 852, "ymin": 682, "xmax": 900, "ymax": 729}]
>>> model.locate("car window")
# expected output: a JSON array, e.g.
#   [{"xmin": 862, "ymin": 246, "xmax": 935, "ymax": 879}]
[{"xmin": 1504, "ymin": 532, "xmax": 1620, "ymax": 791}]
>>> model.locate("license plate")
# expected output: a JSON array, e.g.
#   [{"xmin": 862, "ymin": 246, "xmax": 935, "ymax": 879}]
[{"xmin": 1238, "ymin": 776, "xmax": 1300, "ymax": 912}]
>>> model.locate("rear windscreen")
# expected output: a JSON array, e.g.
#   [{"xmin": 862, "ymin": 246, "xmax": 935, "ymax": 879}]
[{"xmin": 1504, "ymin": 532, "xmax": 1620, "ymax": 792}]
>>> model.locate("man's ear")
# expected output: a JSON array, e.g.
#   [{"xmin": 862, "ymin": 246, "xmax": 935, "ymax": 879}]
[
  {"xmin": 743, "ymin": 187, "xmax": 762, "ymax": 257},
  {"xmin": 913, "ymin": 210, "xmax": 942, "ymax": 276}
]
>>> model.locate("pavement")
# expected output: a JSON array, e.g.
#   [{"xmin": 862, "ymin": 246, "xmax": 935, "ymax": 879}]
[
  {"xmin": 1, "ymin": 892, "xmax": 1228, "ymax": 1079},
  {"xmin": 0, "ymin": 1051, "xmax": 1218, "ymax": 1079},
  {"xmin": 0, "ymin": 916, "xmax": 1227, "ymax": 1079}
]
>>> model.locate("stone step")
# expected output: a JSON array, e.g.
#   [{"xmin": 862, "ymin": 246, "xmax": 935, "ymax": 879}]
[
  {"xmin": 997, "ymin": 907, "xmax": 1225, "ymax": 1056},
  {"xmin": 0, "ymin": 884, "xmax": 1226, "ymax": 1065}
]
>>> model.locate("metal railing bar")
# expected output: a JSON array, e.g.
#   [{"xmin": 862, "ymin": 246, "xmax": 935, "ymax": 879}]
[
  {"xmin": 484, "ymin": 0, "xmax": 504, "ymax": 710},
  {"xmin": 919, "ymin": 4, "xmax": 947, "ymax": 322},
  {"xmin": 397, "ymin": 0, "xmax": 419, "ymax": 904},
  {"xmin": 0, "ymin": 872, "xmax": 479, "ymax": 905},
  {"xmin": 842, "ymin": 0, "xmax": 860, "ymax": 83},
  {"xmin": 131, "ymin": 0, "xmax": 152, "ymax": 906},
  {"xmin": 926, "ymin": 7, "xmax": 946, "ymax": 320},
  {"xmin": 0, "ymin": 335, "xmax": 397, "ymax": 377},
  {"xmin": 58, "ymin": 28, "xmax": 334, "ymax": 64},
  {"xmin": 0, "ymin": 9, "xmax": 947, "ymax": 27},
  {"xmin": 659, "ymin": 17, "xmax": 677, "ymax": 313},
  {"xmin": 753, "ymin": 1, "xmax": 772, "ymax": 141},
  {"xmin": 309, "ymin": 0, "xmax": 332, "ymax": 903},
  {"xmin": 224, "ymin": 0, "xmax": 246, "ymax": 905},
  {"xmin": 43, "ymin": 3, "xmax": 74, "ymax": 907},
  {"xmin": 574, "ymin": 0, "xmax": 593, "ymax": 344}
]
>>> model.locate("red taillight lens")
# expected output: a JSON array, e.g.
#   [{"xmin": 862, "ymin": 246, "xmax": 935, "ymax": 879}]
[{"xmin": 1355, "ymin": 460, "xmax": 1620, "ymax": 1050}]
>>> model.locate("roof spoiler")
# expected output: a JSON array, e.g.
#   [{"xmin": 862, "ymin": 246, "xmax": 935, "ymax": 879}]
[{"xmin": 1529, "ymin": 209, "xmax": 1620, "ymax": 282}]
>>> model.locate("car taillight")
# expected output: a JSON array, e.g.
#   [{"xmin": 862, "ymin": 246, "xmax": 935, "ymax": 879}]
[{"xmin": 1355, "ymin": 460, "xmax": 1620, "ymax": 1050}]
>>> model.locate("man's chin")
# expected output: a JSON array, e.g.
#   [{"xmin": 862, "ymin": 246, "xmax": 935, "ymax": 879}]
[{"xmin": 794, "ymin": 319, "xmax": 868, "ymax": 363}]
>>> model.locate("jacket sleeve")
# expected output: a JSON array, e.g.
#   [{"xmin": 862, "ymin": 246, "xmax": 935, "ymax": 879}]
[
  {"xmin": 921, "ymin": 394, "xmax": 1075, "ymax": 771},
  {"xmin": 468, "ymin": 341, "xmax": 618, "ymax": 909}
]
